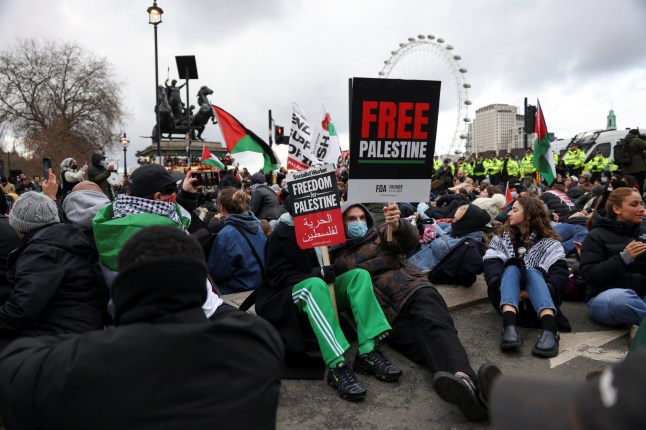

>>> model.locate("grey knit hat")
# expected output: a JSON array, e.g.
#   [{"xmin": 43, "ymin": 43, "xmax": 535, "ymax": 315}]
[{"xmin": 9, "ymin": 192, "xmax": 60, "ymax": 233}]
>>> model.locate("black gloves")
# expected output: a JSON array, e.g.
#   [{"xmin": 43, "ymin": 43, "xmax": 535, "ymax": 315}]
[{"xmin": 320, "ymin": 265, "xmax": 336, "ymax": 284}]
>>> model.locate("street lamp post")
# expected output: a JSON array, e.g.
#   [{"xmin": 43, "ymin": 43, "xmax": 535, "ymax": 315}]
[
  {"xmin": 147, "ymin": 1, "xmax": 164, "ymax": 164},
  {"xmin": 121, "ymin": 133, "xmax": 130, "ymax": 178}
]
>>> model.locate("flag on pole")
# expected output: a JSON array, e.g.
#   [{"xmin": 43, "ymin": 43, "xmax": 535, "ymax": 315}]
[
  {"xmin": 310, "ymin": 104, "xmax": 343, "ymax": 165},
  {"xmin": 504, "ymin": 181, "xmax": 513, "ymax": 205},
  {"xmin": 532, "ymin": 100, "xmax": 556, "ymax": 185},
  {"xmin": 212, "ymin": 105, "xmax": 280, "ymax": 174},
  {"xmin": 200, "ymin": 145, "xmax": 225, "ymax": 170}
]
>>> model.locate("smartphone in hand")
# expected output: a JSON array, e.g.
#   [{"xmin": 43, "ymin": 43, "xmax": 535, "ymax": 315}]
[
  {"xmin": 194, "ymin": 173, "xmax": 203, "ymax": 187},
  {"xmin": 42, "ymin": 157, "xmax": 52, "ymax": 179}
]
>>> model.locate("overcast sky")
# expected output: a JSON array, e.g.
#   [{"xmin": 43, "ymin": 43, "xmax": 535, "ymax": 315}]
[{"xmin": 1, "ymin": 0, "xmax": 645, "ymax": 171}]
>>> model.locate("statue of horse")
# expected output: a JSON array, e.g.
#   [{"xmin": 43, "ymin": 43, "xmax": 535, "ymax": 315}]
[
  {"xmin": 151, "ymin": 84, "xmax": 215, "ymax": 141},
  {"xmin": 191, "ymin": 86, "xmax": 215, "ymax": 140}
]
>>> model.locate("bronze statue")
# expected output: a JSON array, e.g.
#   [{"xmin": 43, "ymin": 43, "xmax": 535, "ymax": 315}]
[
  {"xmin": 165, "ymin": 79, "xmax": 186, "ymax": 118},
  {"xmin": 151, "ymin": 82, "xmax": 216, "ymax": 141},
  {"xmin": 190, "ymin": 86, "xmax": 215, "ymax": 141}
]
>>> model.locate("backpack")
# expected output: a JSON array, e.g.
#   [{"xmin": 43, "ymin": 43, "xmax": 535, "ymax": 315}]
[
  {"xmin": 613, "ymin": 137, "xmax": 633, "ymax": 166},
  {"xmin": 428, "ymin": 238, "xmax": 484, "ymax": 287}
]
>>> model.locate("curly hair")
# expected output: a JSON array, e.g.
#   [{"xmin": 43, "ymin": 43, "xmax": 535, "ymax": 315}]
[{"xmin": 498, "ymin": 196, "xmax": 560, "ymax": 246}]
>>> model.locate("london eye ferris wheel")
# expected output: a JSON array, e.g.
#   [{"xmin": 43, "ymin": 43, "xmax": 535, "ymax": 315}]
[{"xmin": 378, "ymin": 34, "xmax": 472, "ymax": 158}]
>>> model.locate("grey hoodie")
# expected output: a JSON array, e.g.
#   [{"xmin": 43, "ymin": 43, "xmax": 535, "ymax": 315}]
[{"xmin": 62, "ymin": 190, "xmax": 110, "ymax": 231}]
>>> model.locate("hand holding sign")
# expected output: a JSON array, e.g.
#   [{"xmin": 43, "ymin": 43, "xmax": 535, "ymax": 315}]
[{"xmin": 383, "ymin": 202, "xmax": 401, "ymax": 231}]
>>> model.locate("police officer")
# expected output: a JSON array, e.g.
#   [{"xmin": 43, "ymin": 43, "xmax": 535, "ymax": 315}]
[
  {"xmin": 520, "ymin": 149, "xmax": 536, "ymax": 177},
  {"xmin": 484, "ymin": 153, "xmax": 503, "ymax": 186},
  {"xmin": 585, "ymin": 149, "xmax": 608, "ymax": 184},
  {"xmin": 472, "ymin": 154, "xmax": 486, "ymax": 185},
  {"xmin": 501, "ymin": 153, "xmax": 520, "ymax": 185},
  {"xmin": 563, "ymin": 144, "xmax": 586, "ymax": 177}
]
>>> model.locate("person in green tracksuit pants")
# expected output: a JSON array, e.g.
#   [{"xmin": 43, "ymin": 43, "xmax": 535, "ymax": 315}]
[{"xmin": 256, "ymin": 200, "xmax": 402, "ymax": 402}]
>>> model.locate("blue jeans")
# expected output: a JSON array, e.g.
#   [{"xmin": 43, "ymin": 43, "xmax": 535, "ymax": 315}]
[
  {"xmin": 587, "ymin": 288, "xmax": 646, "ymax": 326},
  {"xmin": 500, "ymin": 265, "xmax": 556, "ymax": 315},
  {"xmin": 553, "ymin": 223, "xmax": 588, "ymax": 256}
]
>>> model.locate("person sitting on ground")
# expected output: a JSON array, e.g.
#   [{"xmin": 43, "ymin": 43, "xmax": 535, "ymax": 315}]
[
  {"xmin": 0, "ymin": 226, "xmax": 284, "ymax": 430},
  {"xmin": 409, "ymin": 203, "xmax": 490, "ymax": 274},
  {"xmin": 483, "ymin": 196, "xmax": 570, "ymax": 358},
  {"xmin": 249, "ymin": 173, "xmax": 284, "ymax": 221},
  {"xmin": 59, "ymin": 158, "xmax": 89, "ymax": 197},
  {"xmin": 540, "ymin": 182, "xmax": 583, "ymax": 222},
  {"xmin": 331, "ymin": 202, "xmax": 500, "ymax": 422},
  {"xmin": 472, "ymin": 185, "xmax": 507, "ymax": 222},
  {"xmin": 93, "ymin": 164, "xmax": 222, "ymax": 318},
  {"xmin": 255, "ymin": 197, "xmax": 401, "ymax": 401},
  {"xmin": 424, "ymin": 189, "xmax": 472, "ymax": 219},
  {"xmin": 207, "ymin": 187, "xmax": 266, "ymax": 294},
  {"xmin": 1, "ymin": 191, "xmax": 107, "ymax": 352},
  {"xmin": 580, "ymin": 188, "xmax": 646, "ymax": 328}
]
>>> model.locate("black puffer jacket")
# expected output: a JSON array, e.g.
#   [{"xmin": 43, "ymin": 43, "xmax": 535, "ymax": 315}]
[
  {"xmin": 540, "ymin": 190, "xmax": 578, "ymax": 221},
  {"xmin": 580, "ymin": 214, "xmax": 646, "ymax": 299},
  {"xmin": 255, "ymin": 218, "xmax": 327, "ymax": 378},
  {"xmin": 1, "ymin": 223, "xmax": 108, "ymax": 350},
  {"xmin": 0, "ymin": 256, "xmax": 283, "ymax": 430}
]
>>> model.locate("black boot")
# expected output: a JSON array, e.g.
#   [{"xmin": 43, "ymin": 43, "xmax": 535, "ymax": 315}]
[
  {"xmin": 532, "ymin": 330, "xmax": 559, "ymax": 358},
  {"xmin": 500, "ymin": 325, "xmax": 522, "ymax": 349}
]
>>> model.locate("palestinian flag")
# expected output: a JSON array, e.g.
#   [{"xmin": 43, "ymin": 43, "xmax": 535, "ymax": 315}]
[
  {"xmin": 532, "ymin": 99, "xmax": 556, "ymax": 185},
  {"xmin": 201, "ymin": 145, "xmax": 225, "ymax": 169},
  {"xmin": 212, "ymin": 105, "xmax": 279, "ymax": 173}
]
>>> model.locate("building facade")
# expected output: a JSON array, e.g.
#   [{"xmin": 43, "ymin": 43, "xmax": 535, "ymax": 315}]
[{"xmin": 473, "ymin": 104, "xmax": 518, "ymax": 153}]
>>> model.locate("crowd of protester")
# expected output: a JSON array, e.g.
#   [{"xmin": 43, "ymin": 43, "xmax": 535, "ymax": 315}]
[{"xmin": 0, "ymin": 137, "xmax": 645, "ymax": 428}]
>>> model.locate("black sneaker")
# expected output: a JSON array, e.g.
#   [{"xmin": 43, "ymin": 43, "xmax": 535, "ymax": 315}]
[
  {"xmin": 432, "ymin": 372, "xmax": 488, "ymax": 423},
  {"xmin": 327, "ymin": 362, "xmax": 367, "ymax": 401},
  {"xmin": 353, "ymin": 348, "xmax": 403, "ymax": 382}
]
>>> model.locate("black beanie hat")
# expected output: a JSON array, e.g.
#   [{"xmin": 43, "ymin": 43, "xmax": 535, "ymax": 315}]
[{"xmin": 451, "ymin": 204, "xmax": 490, "ymax": 237}]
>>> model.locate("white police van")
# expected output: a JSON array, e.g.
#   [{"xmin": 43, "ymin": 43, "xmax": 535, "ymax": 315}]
[{"xmin": 563, "ymin": 128, "xmax": 642, "ymax": 163}]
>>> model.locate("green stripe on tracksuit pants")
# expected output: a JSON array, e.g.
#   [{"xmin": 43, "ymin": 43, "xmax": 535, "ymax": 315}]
[{"xmin": 292, "ymin": 268, "xmax": 391, "ymax": 368}]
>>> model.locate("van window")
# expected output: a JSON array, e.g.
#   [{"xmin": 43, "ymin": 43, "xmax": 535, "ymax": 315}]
[{"xmin": 585, "ymin": 142, "xmax": 611, "ymax": 162}]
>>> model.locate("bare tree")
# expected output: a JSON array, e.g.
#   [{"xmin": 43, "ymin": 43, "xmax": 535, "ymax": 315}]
[{"xmin": 0, "ymin": 39, "xmax": 126, "ymax": 167}]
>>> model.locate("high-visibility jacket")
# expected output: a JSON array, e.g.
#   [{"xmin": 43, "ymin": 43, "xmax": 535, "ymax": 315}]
[
  {"xmin": 484, "ymin": 158, "xmax": 503, "ymax": 175},
  {"xmin": 433, "ymin": 159, "xmax": 443, "ymax": 172},
  {"xmin": 473, "ymin": 160, "xmax": 486, "ymax": 177},
  {"xmin": 520, "ymin": 155, "xmax": 536, "ymax": 177},
  {"xmin": 586, "ymin": 155, "xmax": 608, "ymax": 173},
  {"xmin": 458, "ymin": 162, "xmax": 473, "ymax": 177},
  {"xmin": 563, "ymin": 149, "xmax": 586, "ymax": 170},
  {"xmin": 503, "ymin": 159, "xmax": 520, "ymax": 177}
]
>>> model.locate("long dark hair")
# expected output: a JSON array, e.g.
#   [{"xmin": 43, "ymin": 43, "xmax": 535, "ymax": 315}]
[
  {"xmin": 498, "ymin": 196, "xmax": 560, "ymax": 247},
  {"xmin": 604, "ymin": 187, "xmax": 641, "ymax": 221}
]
